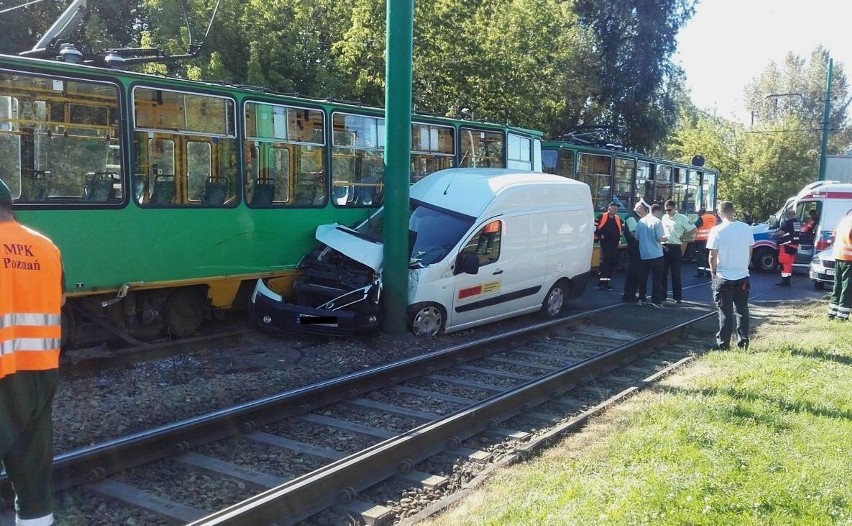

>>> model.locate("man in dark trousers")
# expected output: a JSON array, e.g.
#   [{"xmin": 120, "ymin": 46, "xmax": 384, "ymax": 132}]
[
  {"xmin": 707, "ymin": 200, "xmax": 755, "ymax": 349},
  {"xmin": 636, "ymin": 203, "xmax": 667, "ymax": 307},
  {"xmin": 622, "ymin": 199, "xmax": 647, "ymax": 302},
  {"xmin": 827, "ymin": 210, "xmax": 852, "ymax": 321},
  {"xmin": 0, "ymin": 179, "xmax": 64, "ymax": 526},
  {"xmin": 594, "ymin": 201, "xmax": 623, "ymax": 290}
]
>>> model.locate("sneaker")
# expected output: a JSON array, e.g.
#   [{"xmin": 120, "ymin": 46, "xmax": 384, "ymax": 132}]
[
  {"xmin": 675, "ymin": 300, "xmax": 682, "ymax": 304},
  {"xmin": 637, "ymin": 300, "xmax": 647, "ymax": 306},
  {"xmin": 649, "ymin": 302, "xmax": 664, "ymax": 309},
  {"xmin": 737, "ymin": 339, "xmax": 749, "ymax": 349}
]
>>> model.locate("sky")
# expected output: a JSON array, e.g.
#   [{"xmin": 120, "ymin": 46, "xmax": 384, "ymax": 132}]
[{"xmin": 674, "ymin": 0, "xmax": 852, "ymax": 123}]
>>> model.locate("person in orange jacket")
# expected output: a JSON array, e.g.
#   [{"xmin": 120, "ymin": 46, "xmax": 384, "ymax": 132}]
[
  {"xmin": 827, "ymin": 210, "xmax": 852, "ymax": 321},
  {"xmin": 594, "ymin": 202, "xmax": 623, "ymax": 290},
  {"xmin": 0, "ymin": 178, "xmax": 65, "ymax": 526}
]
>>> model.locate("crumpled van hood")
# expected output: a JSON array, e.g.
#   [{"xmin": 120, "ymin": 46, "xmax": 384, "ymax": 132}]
[{"xmin": 315, "ymin": 223, "xmax": 384, "ymax": 272}]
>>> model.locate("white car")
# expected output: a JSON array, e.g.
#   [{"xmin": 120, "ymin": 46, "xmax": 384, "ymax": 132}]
[{"xmin": 809, "ymin": 248, "xmax": 836, "ymax": 290}]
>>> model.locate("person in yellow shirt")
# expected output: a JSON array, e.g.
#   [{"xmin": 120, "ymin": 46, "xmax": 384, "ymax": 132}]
[{"xmin": 0, "ymin": 178, "xmax": 65, "ymax": 526}]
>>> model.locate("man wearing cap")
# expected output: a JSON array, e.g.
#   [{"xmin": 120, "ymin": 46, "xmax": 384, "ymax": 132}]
[
  {"xmin": 594, "ymin": 201, "xmax": 623, "ymax": 290},
  {"xmin": 0, "ymin": 178, "xmax": 64, "ymax": 526}
]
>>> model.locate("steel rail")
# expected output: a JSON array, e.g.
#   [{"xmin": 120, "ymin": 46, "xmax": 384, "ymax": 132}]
[
  {"xmin": 1, "ymin": 304, "xmax": 623, "ymax": 496},
  {"xmin": 189, "ymin": 309, "xmax": 716, "ymax": 525}
]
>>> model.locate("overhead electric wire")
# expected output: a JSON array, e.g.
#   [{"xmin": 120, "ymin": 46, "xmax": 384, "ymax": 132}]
[{"xmin": 0, "ymin": 0, "xmax": 43, "ymax": 15}]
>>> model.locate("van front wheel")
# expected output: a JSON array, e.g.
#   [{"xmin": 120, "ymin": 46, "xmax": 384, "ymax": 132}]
[
  {"xmin": 541, "ymin": 281, "xmax": 569, "ymax": 318},
  {"xmin": 409, "ymin": 303, "xmax": 446, "ymax": 337}
]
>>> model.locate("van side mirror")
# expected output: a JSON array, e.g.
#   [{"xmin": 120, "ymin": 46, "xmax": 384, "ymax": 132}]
[{"xmin": 457, "ymin": 253, "xmax": 479, "ymax": 275}]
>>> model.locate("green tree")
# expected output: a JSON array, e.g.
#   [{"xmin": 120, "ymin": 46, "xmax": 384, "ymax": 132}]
[
  {"xmin": 571, "ymin": 0, "xmax": 697, "ymax": 151},
  {"xmin": 744, "ymin": 46, "xmax": 851, "ymax": 155}
]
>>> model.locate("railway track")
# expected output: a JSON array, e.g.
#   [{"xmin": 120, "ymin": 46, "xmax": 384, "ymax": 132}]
[{"xmin": 2, "ymin": 301, "xmax": 718, "ymax": 525}]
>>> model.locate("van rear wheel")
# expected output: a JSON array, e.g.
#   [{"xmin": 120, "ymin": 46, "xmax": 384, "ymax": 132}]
[
  {"xmin": 409, "ymin": 303, "xmax": 445, "ymax": 337},
  {"xmin": 541, "ymin": 281, "xmax": 569, "ymax": 318}
]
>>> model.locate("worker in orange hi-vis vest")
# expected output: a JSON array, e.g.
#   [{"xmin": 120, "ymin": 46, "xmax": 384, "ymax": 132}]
[
  {"xmin": 594, "ymin": 202, "xmax": 623, "ymax": 290},
  {"xmin": 827, "ymin": 210, "xmax": 852, "ymax": 321},
  {"xmin": 0, "ymin": 178, "xmax": 65, "ymax": 526}
]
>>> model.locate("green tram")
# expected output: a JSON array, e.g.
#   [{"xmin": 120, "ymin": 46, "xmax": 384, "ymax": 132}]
[
  {"xmin": 0, "ymin": 53, "xmax": 543, "ymax": 347},
  {"xmin": 540, "ymin": 140, "xmax": 719, "ymax": 264}
]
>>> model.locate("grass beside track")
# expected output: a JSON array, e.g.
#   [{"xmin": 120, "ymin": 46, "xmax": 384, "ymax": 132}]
[{"xmin": 419, "ymin": 301, "xmax": 851, "ymax": 526}]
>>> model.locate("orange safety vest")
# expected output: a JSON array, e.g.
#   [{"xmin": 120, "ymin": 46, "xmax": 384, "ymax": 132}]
[
  {"xmin": 0, "ymin": 221, "xmax": 63, "ymax": 379},
  {"xmin": 694, "ymin": 213, "xmax": 717, "ymax": 242},
  {"xmin": 833, "ymin": 214, "xmax": 852, "ymax": 262},
  {"xmin": 594, "ymin": 213, "xmax": 623, "ymax": 241}
]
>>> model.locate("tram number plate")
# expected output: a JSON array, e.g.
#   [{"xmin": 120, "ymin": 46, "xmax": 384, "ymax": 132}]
[
  {"xmin": 825, "ymin": 268, "xmax": 835, "ymax": 276},
  {"xmin": 298, "ymin": 314, "xmax": 337, "ymax": 327}
]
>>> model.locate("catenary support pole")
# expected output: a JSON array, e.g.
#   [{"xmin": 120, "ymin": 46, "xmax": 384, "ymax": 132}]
[
  {"xmin": 383, "ymin": 0, "xmax": 414, "ymax": 335},
  {"xmin": 818, "ymin": 57, "xmax": 833, "ymax": 181}
]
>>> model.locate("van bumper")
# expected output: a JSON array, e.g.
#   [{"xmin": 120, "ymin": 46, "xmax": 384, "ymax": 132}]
[{"xmin": 250, "ymin": 279, "xmax": 380, "ymax": 336}]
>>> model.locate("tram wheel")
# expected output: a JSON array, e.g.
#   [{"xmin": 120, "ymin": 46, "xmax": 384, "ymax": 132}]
[{"xmin": 166, "ymin": 288, "xmax": 206, "ymax": 338}]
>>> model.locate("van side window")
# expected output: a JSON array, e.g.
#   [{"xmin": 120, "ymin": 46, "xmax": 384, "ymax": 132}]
[{"xmin": 462, "ymin": 220, "xmax": 502, "ymax": 266}]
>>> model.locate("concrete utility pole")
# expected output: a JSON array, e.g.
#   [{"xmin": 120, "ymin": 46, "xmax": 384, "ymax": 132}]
[
  {"xmin": 818, "ymin": 58, "xmax": 833, "ymax": 181},
  {"xmin": 382, "ymin": 0, "xmax": 413, "ymax": 335}
]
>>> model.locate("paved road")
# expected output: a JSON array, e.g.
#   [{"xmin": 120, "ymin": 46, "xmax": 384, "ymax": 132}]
[{"xmin": 573, "ymin": 261, "xmax": 825, "ymax": 311}]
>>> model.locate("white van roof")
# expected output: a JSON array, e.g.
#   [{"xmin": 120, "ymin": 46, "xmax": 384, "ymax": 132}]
[{"xmin": 410, "ymin": 168, "xmax": 591, "ymax": 218}]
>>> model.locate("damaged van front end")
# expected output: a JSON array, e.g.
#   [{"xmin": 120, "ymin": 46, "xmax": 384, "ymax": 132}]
[{"xmin": 251, "ymin": 223, "xmax": 384, "ymax": 335}]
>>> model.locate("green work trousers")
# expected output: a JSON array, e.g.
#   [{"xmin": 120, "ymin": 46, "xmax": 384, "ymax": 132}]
[{"xmin": 0, "ymin": 369, "xmax": 59, "ymax": 522}]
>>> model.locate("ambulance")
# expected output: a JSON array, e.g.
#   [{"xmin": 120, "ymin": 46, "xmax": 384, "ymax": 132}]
[
  {"xmin": 251, "ymin": 168, "xmax": 594, "ymax": 336},
  {"xmin": 751, "ymin": 181, "xmax": 852, "ymax": 271}
]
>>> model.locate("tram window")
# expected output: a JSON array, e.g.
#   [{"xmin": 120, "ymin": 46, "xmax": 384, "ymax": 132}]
[
  {"xmin": 578, "ymin": 153, "xmax": 612, "ymax": 210},
  {"xmin": 133, "ymin": 87, "xmax": 237, "ymax": 208},
  {"xmin": 613, "ymin": 157, "xmax": 634, "ymax": 209},
  {"xmin": 459, "ymin": 128, "xmax": 504, "ymax": 168},
  {"xmin": 332, "ymin": 112, "xmax": 386, "ymax": 207},
  {"xmin": 187, "ymin": 141, "xmax": 212, "ymax": 202},
  {"xmin": 245, "ymin": 102, "xmax": 327, "ymax": 208},
  {"xmin": 636, "ymin": 160, "xmax": 652, "ymax": 204},
  {"xmin": 411, "ymin": 123, "xmax": 454, "ymax": 183},
  {"xmin": 0, "ymin": 73, "xmax": 123, "ymax": 206},
  {"xmin": 507, "ymin": 133, "xmax": 531, "ymax": 170}
]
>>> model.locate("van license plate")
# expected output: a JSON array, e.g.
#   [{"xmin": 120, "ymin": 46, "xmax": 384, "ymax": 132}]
[{"xmin": 298, "ymin": 314, "xmax": 338, "ymax": 327}]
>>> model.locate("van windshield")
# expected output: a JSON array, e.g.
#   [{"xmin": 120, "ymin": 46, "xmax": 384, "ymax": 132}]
[
  {"xmin": 409, "ymin": 204, "xmax": 475, "ymax": 265},
  {"xmin": 354, "ymin": 201, "xmax": 475, "ymax": 265}
]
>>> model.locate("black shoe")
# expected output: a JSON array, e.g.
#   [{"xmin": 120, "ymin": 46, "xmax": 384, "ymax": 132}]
[
  {"xmin": 737, "ymin": 339, "xmax": 749, "ymax": 349},
  {"xmin": 713, "ymin": 343, "xmax": 730, "ymax": 350},
  {"xmin": 675, "ymin": 300, "xmax": 682, "ymax": 304}
]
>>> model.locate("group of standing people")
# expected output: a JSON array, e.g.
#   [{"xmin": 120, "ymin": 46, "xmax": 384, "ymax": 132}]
[
  {"xmin": 597, "ymin": 198, "xmax": 755, "ymax": 349},
  {"xmin": 598, "ymin": 199, "xmax": 696, "ymax": 308}
]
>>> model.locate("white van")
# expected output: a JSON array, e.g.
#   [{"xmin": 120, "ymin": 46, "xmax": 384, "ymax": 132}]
[{"xmin": 251, "ymin": 168, "xmax": 594, "ymax": 336}]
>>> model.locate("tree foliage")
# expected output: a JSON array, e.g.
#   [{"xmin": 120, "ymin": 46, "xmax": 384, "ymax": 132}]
[{"xmin": 572, "ymin": 0, "xmax": 697, "ymax": 151}]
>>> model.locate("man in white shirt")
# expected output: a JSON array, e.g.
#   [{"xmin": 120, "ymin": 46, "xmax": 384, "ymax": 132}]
[{"xmin": 707, "ymin": 200, "xmax": 755, "ymax": 350}]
